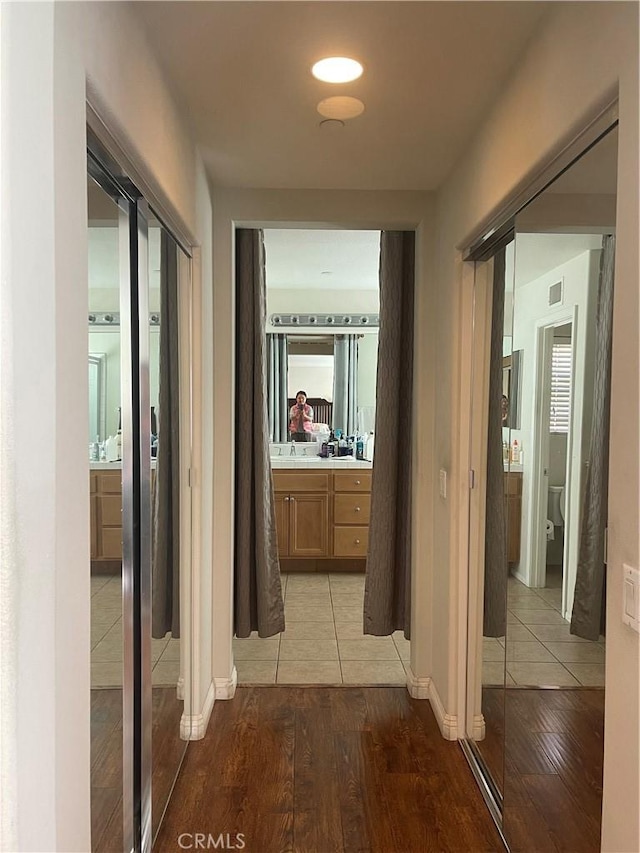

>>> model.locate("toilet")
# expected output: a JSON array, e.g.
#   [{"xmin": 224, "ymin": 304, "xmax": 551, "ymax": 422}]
[{"xmin": 548, "ymin": 485, "xmax": 565, "ymax": 528}]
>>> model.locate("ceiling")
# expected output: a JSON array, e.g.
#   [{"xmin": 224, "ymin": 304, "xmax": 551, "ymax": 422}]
[
  {"xmin": 135, "ymin": 1, "xmax": 549, "ymax": 190},
  {"xmin": 264, "ymin": 229, "xmax": 380, "ymax": 290}
]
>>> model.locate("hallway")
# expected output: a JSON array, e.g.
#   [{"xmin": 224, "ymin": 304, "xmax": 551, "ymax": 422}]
[{"xmin": 154, "ymin": 687, "xmax": 503, "ymax": 852}]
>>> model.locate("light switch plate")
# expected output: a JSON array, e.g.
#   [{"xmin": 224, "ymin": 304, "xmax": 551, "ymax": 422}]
[
  {"xmin": 622, "ymin": 564, "xmax": 640, "ymax": 633},
  {"xmin": 439, "ymin": 469, "xmax": 447, "ymax": 500}
]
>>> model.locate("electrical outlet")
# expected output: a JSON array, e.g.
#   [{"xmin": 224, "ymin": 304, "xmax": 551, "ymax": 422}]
[{"xmin": 439, "ymin": 469, "xmax": 447, "ymax": 499}]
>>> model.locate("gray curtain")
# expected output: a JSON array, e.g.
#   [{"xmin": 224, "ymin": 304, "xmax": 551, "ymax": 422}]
[
  {"xmin": 364, "ymin": 232, "xmax": 414, "ymax": 639},
  {"xmin": 234, "ymin": 229, "xmax": 285, "ymax": 638},
  {"xmin": 152, "ymin": 231, "xmax": 180, "ymax": 639},
  {"xmin": 267, "ymin": 333, "xmax": 289, "ymax": 442},
  {"xmin": 483, "ymin": 248, "xmax": 508, "ymax": 639},
  {"xmin": 332, "ymin": 334, "xmax": 358, "ymax": 435},
  {"xmin": 571, "ymin": 235, "xmax": 615, "ymax": 641}
]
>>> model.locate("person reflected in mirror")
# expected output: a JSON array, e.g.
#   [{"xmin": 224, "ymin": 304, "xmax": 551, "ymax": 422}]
[
  {"xmin": 289, "ymin": 390, "xmax": 314, "ymax": 442},
  {"xmin": 501, "ymin": 394, "xmax": 509, "ymax": 426}
]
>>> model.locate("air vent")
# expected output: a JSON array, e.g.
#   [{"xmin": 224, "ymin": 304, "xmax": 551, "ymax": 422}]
[{"xmin": 548, "ymin": 280, "xmax": 563, "ymax": 306}]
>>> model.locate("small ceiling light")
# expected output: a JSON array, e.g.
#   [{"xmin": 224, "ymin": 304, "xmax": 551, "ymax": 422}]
[
  {"xmin": 312, "ymin": 57, "xmax": 363, "ymax": 84},
  {"xmin": 317, "ymin": 96, "xmax": 365, "ymax": 121}
]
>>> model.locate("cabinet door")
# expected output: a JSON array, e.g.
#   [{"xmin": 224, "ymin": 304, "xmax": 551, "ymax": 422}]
[
  {"xmin": 274, "ymin": 493, "xmax": 290, "ymax": 557},
  {"xmin": 289, "ymin": 493, "xmax": 328, "ymax": 557},
  {"xmin": 90, "ymin": 495, "xmax": 98, "ymax": 559}
]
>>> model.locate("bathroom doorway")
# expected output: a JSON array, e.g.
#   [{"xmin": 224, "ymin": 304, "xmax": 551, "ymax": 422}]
[{"xmin": 531, "ymin": 318, "xmax": 577, "ymax": 618}]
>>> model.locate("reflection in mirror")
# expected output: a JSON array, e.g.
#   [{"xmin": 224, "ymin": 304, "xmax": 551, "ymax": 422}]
[
  {"xmin": 264, "ymin": 229, "xmax": 380, "ymax": 445},
  {"xmin": 502, "ymin": 128, "xmax": 616, "ymax": 848},
  {"xmin": 88, "ymin": 174, "xmax": 125, "ymax": 852}
]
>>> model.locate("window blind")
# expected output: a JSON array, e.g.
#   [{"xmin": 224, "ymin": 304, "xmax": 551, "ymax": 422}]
[{"xmin": 549, "ymin": 342, "xmax": 572, "ymax": 433}]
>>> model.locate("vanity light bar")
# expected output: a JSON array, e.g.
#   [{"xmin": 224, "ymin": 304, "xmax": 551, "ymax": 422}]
[
  {"xmin": 270, "ymin": 313, "xmax": 379, "ymax": 328},
  {"xmin": 89, "ymin": 312, "xmax": 160, "ymax": 326}
]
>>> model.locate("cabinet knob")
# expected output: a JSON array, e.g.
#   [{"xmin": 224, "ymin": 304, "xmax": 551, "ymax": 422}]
[
  {"xmin": 290, "ymin": 496, "xmax": 295, "ymax": 502},
  {"xmin": 355, "ymin": 539, "xmax": 360, "ymax": 545},
  {"xmin": 284, "ymin": 496, "xmax": 290, "ymax": 502},
  {"xmin": 355, "ymin": 479, "xmax": 361, "ymax": 485},
  {"xmin": 355, "ymin": 506, "xmax": 361, "ymax": 512}
]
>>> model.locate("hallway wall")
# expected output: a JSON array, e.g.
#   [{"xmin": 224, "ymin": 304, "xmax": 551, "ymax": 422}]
[
  {"xmin": 433, "ymin": 3, "xmax": 638, "ymax": 850},
  {"xmin": 0, "ymin": 3, "xmax": 212, "ymax": 850}
]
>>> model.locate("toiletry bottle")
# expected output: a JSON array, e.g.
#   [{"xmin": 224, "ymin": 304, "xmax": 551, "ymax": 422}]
[
  {"xmin": 511, "ymin": 439, "xmax": 519, "ymax": 464},
  {"xmin": 356, "ymin": 436, "xmax": 364, "ymax": 460}
]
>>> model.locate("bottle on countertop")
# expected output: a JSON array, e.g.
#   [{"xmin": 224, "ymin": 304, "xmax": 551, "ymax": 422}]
[
  {"xmin": 356, "ymin": 436, "xmax": 364, "ymax": 460},
  {"xmin": 365, "ymin": 431, "xmax": 375, "ymax": 462}
]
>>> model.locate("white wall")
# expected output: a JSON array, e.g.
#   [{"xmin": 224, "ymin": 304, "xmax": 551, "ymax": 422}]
[
  {"xmin": 510, "ymin": 249, "xmax": 599, "ymax": 601},
  {"xmin": 266, "ymin": 287, "xmax": 379, "ymax": 323},
  {"xmin": 210, "ymin": 188, "xmax": 436, "ymax": 707},
  {"xmin": 0, "ymin": 2, "xmax": 213, "ymax": 850},
  {"xmin": 435, "ymin": 3, "xmax": 638, "ymax": 850}
]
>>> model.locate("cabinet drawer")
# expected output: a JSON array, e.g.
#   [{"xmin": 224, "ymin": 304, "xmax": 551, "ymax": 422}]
[
  {"xmin": 98, "ymin": 494, "xmax": 122, "ymax": 527},
  {"xmin": 99, "ymin": 472, "xmax": 123, "ymax": 494},
  {"xmin": 272, "ymin": 471, "xmax": 329, "ymax": 493},
  {"xmin": 333, "ymin": 471, "xmax": 372, "ymax": 493},
  {"xmin": 334, "ymin": 494, "xmax": 371, "ymax": 525},
  {"xmin": 334, "ymin": 526, "xmax": 369, "ymax": 557},
  {"xmin": 100, "ymin": 527, "xmax": 123, "ymax": 558}
]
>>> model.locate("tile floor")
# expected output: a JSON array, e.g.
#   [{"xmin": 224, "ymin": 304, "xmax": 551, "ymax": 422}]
[
  {"xmin": 482, "ymin": 572, "xmax": 606, "ymax": 687},
  {"xmin": 91, "ymin": 574, "xmax": 180, "ymax": 689},
  {"xmin": 234, "ymin": 572, "xmax": 410, "ymax": 685}
]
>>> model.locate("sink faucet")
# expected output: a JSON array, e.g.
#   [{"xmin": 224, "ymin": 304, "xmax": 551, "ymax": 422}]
[{"xmin": 290, "ymin": 443, "xmax": 296, "ymax": 456}]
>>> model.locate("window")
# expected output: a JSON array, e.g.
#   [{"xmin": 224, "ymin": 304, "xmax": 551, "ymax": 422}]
[{"xmin": 549, "ymin": 341, "xmax": 572, "ymax": 433}]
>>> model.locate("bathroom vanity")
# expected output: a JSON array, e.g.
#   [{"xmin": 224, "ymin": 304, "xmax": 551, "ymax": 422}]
[
  {"xmin": 271, "ymin": 455, "xmax": 373, "ymax": 570},
  {"xmin": 504, "ymin": 467, "xmax": 523, "ymax": 565},
  {"xmin": 90, "ymin": 461, "xmax": 156, "ymax": 573}
]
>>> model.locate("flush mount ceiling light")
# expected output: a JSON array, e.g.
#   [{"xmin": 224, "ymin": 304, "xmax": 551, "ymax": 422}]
[
  {"xmin": 311, "ymin": 56, "xmax": 363, "ymax": 83},
  {"xmin": 317, "ymin": 96, "xmax": 365, "ymax": 121}
]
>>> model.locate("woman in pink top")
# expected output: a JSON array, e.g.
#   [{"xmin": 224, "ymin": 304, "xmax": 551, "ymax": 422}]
[{"xmin": 289, "ymin": 391, "xmax": 314, "ymax": 441}]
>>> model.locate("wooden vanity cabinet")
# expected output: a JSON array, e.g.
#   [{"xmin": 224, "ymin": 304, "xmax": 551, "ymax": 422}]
[
  {"xmin": 272, "ymin": 468, "xmax": 372, "ymax": 561},
  {"xmin": 504, "ymin": 470, "xmax": 523, "ymax": 565},
  {"xmin": 91, "ymin": 470, "xmax": 123, "ymax": 571},
  {"xmin": 272, "ymin": 471, "xmax": 330, "ymax": 557},
  {"xmin": 333, "ymin": 471, "xmax": 372, "ymax": 558}
]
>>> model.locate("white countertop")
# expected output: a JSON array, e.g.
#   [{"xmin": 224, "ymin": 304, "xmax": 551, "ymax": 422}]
[
  {"xmin": 504, "ymin": 463, "xmax": 523, "ymax": 473},
  {"xmin": 271, "ymin": 457, "xmax": 372, "ymax": 469},
  {"xmin": 90, "ymin": 460, "xmax": 157, "ymax": 470}
]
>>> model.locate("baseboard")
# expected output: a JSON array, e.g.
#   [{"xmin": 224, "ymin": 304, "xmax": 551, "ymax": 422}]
[
  {"xmin": 214, "ymin": 665, "xmax": 238, "ymax": 700},
  {"xmin": 405, "ymin": 666, "xmax": 431, "ymax": 699},
  {"xmin": 180, "ymin": 680, "xmax": 215, "ymax": 740},
  {"xmin": 427, "ymin": 679, "xmax": 459, "ymax": 741},
  {"xmin": 472, "ymin": 713, "xmax": 486, "ymax": 740}
]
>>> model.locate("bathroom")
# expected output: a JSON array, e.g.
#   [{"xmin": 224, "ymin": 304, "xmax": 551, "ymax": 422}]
[{"xmin": 233, "ymin": 227, "xmax": 412, "ymax": 686}]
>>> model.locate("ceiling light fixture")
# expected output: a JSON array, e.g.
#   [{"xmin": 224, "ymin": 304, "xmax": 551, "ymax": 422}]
[
  {"xmin": 312, "ymin": 57, "xmax": 363, "ymax": 84},
  {"xmin": 317, "ymin": 96, "xmax": 365, "ymax": 121}
]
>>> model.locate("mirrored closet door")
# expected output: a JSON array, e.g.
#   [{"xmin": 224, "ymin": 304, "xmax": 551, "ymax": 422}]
[
  {"xmin": 87, "ymin": 133, "xmax": 193, "ymax": 852},
  {"xmin": 464, "ymin": 122, "xmax": 618, "ymax": 851}
]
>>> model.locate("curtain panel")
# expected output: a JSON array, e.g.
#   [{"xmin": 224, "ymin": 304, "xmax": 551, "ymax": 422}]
[
  {"xmin": 267, "ymin": 333, "xmax": 289, "ymax": 442},
  {"xmin": 234, "ymin": 229, "xmax": 285, "ymax": 638},
  {"xmin": 152, "ymin": 231, "xmax": 181, "ymax": 638},
  {"xmin": 364, "ymin": 231, "xmax": 414, "ymax": 639},
  {"xmin": 332, "ymin": 334, "xmax": 358, "ymax": 436},
  {"xmin": 483, "ymin": 249, "xmax": 508, "ymax": 638},
  {"xmin": 571, "ymin": 235, "xmax": 615, "ymax": 640}
]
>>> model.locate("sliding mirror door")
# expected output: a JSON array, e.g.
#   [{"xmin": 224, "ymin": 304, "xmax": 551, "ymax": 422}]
[
  {"xmin": 463, "ymin": 239, "xmax": 516, "ymax": 822},
  {"xmin": 502, "ymin": 127, "xmax": 616, "ymax": 851},
  {"xmin": 88, "ymin": 138, "xmax": 193, "ymax": 851}
]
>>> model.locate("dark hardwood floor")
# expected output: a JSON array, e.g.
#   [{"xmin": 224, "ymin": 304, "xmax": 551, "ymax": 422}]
[
  {"xmin": 154, "ymin": 687, "xmax": 505, "ymax": 853},
  {"xmin": 91, "ymin": 687, "xmax": 186, "ymax": 852},
  {"xmin": 502, "ymin": 688, "xmax": 604, "ymax": 852}
]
